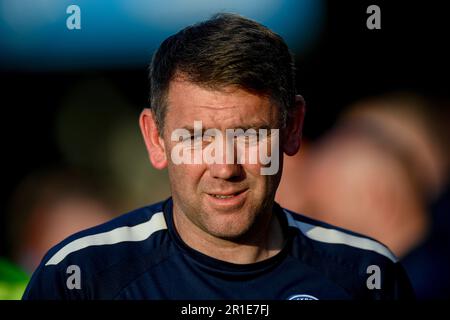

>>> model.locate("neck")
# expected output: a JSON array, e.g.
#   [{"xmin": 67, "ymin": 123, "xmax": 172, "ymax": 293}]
[{"xmin": 172, "ymin": 203, "xmax": 286, "ymax": 264}]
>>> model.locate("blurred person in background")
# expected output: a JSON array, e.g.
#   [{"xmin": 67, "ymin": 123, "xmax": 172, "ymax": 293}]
[
  {"xmin": 7, "ymin": 169, "xmax": 114, "ymax": 275},
  {"xmin": 276, "ymin": 92, "xmax": 450, "ymax": 298}
]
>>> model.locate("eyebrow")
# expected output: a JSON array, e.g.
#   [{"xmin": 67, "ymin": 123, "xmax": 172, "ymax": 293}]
[
  {"xmin": 197, "ymin": 105, "xmax": 238, "ymax": 110},
  {"xmin": 181, "ymin": 123, "xmax": 273, "ymax": 133}
]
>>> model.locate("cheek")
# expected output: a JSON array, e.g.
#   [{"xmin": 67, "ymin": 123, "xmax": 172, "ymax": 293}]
[
  {"xmin": 245, "ymin": 163, "xmax": 281, "ymax": 192},
  {"xmin": 242, "ymin": 164, "xmax": 269, "ymax": 191},
  {"xmin": 242, "ymin": 163, "xmax": 262, "ymax": 177},
  {"xmin": 168, "ymin": 162, "xmax": 205, "ymax": 189}
]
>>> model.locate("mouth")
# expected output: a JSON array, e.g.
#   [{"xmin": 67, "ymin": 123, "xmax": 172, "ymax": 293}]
[
  {"xmin": 206, "ymin": 189, "xmax": 249, "ymax": 208},
  {"xmin": 208, "ymin": 189, "xmax": 247, "ymax": 198}
]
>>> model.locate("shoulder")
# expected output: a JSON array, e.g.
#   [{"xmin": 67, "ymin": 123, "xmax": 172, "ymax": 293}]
[
  {"xmin": 283, "ymin": 207, "xmax": 397, "ymax": 263},
  {"xmin": 23, "ymin": 200, "xmax": 170, "ymax": 299},
  {"xmin": 282, "ymin": 207, "xmax": 414, "ymax": 299},
  {"xmin": 44, "ymin": 200, "xmax": 167, "ymax": 266}
]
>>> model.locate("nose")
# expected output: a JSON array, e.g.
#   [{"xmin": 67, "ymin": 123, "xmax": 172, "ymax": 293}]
[
  {"xmin": 207, "ymin": 133, "xmax": 244, "ymax": 180},
  {"xmin": 209, "ymin": 162, "xmax": 243, "ymax": 180}
]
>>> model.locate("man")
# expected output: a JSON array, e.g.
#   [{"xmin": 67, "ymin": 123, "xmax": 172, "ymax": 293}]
[{"xmin": 23, "ymin": 13, "xmax": 413, "ymax": 300}]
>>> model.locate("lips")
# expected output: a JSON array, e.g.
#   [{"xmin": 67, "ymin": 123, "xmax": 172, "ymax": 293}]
[
  {"xmin": 205, "ymin": 188, "xmax": 249, "ymax": 209},
  {"xmin": 207, "ymin": 189, "xmax": 247, "ymax": 198},
  {"xmin": 211, "ymin": 194, "xmax": 235, "ymax": 199}
]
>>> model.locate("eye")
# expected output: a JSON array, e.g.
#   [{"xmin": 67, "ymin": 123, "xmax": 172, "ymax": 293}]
[
  {"xmin": 186, "ymin": 134, "xmax": 201, "ymax": 141},
  {"xmin": 189, "ymin": 134, "xmax": 209, "ymax": 149},
  {"xmin": 239, "ymin": 133, "xmax": 259, "ymax": 144}
]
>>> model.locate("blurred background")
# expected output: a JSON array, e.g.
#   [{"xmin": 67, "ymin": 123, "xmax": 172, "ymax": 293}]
[{"xmin": 0, "ymin": 0, "xmax": 448, "ymax": 299}]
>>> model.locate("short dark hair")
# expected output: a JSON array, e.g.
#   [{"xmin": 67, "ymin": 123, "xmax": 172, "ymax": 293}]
[{"xmin": 149, "ymin": 12, "xmax": 296, "ymax": 133}]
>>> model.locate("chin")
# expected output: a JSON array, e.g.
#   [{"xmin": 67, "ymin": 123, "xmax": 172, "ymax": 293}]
[
  {"xmin": 203, "ymin": 215, "xmax": 255, "ymax": 240},
  {"xmin": 209, "ymin": 229, "xmax": 250, "ymax": 241}
]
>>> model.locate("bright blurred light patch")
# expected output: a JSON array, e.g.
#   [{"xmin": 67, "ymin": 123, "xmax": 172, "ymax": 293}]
[{"xmin": 0, "ymin": 0, "xmax": 324, "ymax": 70}]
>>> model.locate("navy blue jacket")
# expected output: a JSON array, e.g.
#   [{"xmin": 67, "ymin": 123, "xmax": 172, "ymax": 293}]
[{"xmin": 23, "ymin": 198, "xmax": 414, "ymax": 300}]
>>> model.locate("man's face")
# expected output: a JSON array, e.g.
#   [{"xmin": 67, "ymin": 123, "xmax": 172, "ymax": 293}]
[{"xmin": 161, "ymin": 79, "xmax": 283, "ymax": 240}]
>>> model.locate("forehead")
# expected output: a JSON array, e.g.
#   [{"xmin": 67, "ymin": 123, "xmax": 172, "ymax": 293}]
[{"xmin": 164, "ymin": 79, "xmax": 279, "ymax": 130}]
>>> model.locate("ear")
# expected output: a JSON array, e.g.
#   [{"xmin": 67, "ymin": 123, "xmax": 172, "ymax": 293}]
[
  {"xmin": 282, "ymin": 95, "xmax": 305, "ymax": 156},
  {"xmin": 139, "ymin": 108, "xmax": 168, "ymax": 169}
]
